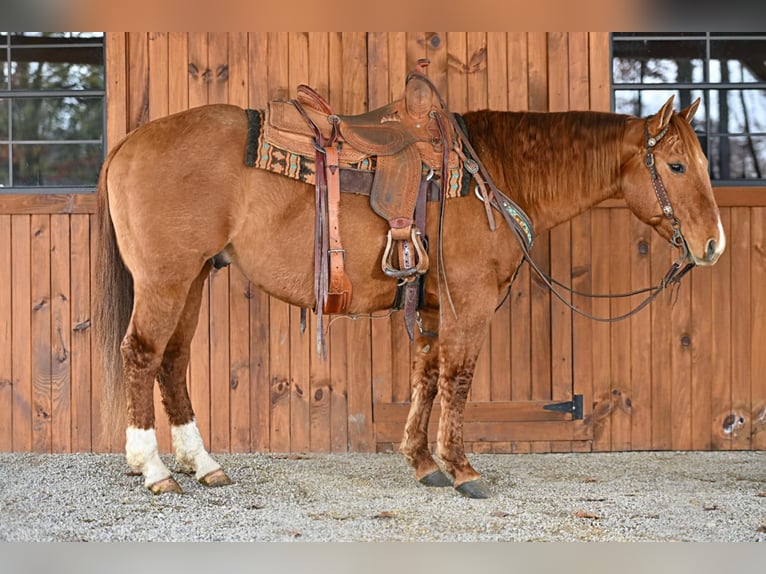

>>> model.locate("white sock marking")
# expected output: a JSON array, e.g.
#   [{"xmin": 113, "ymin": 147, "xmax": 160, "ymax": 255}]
[
  {"xmin": 126, "ymin": 427, "xmax": 171, "ymax": 487},
  {"xmin": 171, "ymin": 420, "xmax": 221, "ymax": 480}
]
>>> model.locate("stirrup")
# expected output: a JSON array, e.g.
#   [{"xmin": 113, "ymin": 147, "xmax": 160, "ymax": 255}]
[{"xmin": 381, "ymin": 227, "xmax": 429, "ymax": 279}]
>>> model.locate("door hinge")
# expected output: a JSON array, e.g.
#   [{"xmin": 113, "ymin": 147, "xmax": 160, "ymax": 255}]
[{"xmin": 543, "ymin": 394, "xmax": 584, "ymax": 420}]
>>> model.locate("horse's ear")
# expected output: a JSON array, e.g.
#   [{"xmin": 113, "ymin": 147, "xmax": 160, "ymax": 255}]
[
  {"xmin": 680, "ymin": 98, "xmax": 701, "ymax": 123},
  {"xmin": 649, "ymin": 95, "xmax": 676, "ymax": 132}
]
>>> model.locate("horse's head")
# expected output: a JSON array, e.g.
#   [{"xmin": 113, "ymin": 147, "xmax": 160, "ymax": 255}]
[{"xmin": 620, "ymin": 95, "xmax": 725, "ymax": 266}]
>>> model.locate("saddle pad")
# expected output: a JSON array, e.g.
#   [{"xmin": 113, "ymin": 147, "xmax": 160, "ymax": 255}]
[{"xmin": 245, "ymin": 108, "xmax": 471, "ymax": 200}]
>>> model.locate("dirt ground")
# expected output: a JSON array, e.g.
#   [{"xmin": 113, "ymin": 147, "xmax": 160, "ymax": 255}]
[{"xmin": 1, "ymin": 450, "xmax": 764, "ymax": 542}]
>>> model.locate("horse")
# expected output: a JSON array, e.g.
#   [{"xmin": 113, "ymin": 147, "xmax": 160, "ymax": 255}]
[{"xmin": 95, "ymin": 93, "xmax": 725, "ymax": 498}]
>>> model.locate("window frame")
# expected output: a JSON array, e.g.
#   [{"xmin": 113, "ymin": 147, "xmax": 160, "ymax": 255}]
[
  {"xmin": 0, "ymin": 32, "xmax": 106, "ymax": 195},
  {"xmin": 610, "ymin": 32, "xmax": 766, "ymax": 190}
]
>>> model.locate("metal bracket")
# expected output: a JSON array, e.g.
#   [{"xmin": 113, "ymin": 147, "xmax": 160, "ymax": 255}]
[{"xmin": 543, "ymin": 394, "xmax": 584, "ymax": 420}]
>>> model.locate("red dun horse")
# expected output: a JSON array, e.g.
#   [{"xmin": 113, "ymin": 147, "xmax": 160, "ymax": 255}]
[{"xmin": 96, "ymin": 94, "xmax": 724, "ymax": 498}]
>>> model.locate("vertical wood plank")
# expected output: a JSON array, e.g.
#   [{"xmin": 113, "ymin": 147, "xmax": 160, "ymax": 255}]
[
  {"xmin": 228, "ymin": 33, "xmax": 251, "ymax": 453},
  {"xmin": 31, "ymin": 214, "xmax": 52, "ymax": 452},
  {"xmin": 50, "ymin": 215, "xmax": 71, "ymax": 452},
  {"xmin": 127, "ymin": 32, "xmax": 149, "ymax": 131},
  {"xmin": 97, "ymin": 33, "xmax": 127, "ymax": 453},
  {"xmin": 609, "ymin": 210, "xmax": 632, "ymax": 451},
  {"xmin": 11, "ymin": 215, "xmax": 32, "ymax": 452},
  {"xmin": 187, "ymin": 32, "xmax": 212, "ymax": 447},
  {"xmin": 650, "ymin": 233, "xmax": 674, "ymax": 449},
  {"xmin": 729, "ymin": 208, "xmax": 751, "ymax": 449},
  {"xmin": 445, "ymin": 32, "xmax": 468, "ymax": 114},
  {"xmin": 0, "ymin": 216, "xmax": 12, "ymax": 451},
  {"xmin": 509, "ymin": 32, "xmax": 532, "ymax": 409},
  {"xmin": 248, "ymin": 32, "xmax": 272, "ymax": 452},
  {"xmin": 507, "ymin": 33, "xmax": 528, "ymax": 110},
  {"xmin": 105, "ymin": 33, "xmax": 128, "ymax": 149},
  {"xmin": 547, "ymin": 33, "xmax": 573, "ymax": 413},
  {"xmin": 750, "ymin": 208, "xmax": 766, "ymax": 450},
  {"xmin": 306, "ymin": 32, "xmax": 332, "ymax": 453},
  {"xmin": 670, "ymin": 248, "xmax": 693, "ymax": 451},
  {"xmin": 486, "ymin": 32, "xmax": 512, "ymax": 406},
  {"xmin": 287, "ymin": 31, "xmax": 311, "ymax": 454},
  {"xmin": 168, "ymin": 33, "xmax": 189, "ymax": 114},
  {"xmin": 568, "ymin": 32, "xmax": 593, "ymax": 440},
  {"xmin": 629, "ymin": 216, "xmax": 653, "ymax": 450},
  {"xmin": 344, "ymin": 33, "xmax": 374, "ymax": 453},
  {"xmin": 368, "ymin": 32, "xmax": 393, "ymax": 422},
  {"xmin": 711, "ymin": 209, "xmax": 732, "ymax": 450},
  {"xmin": 527, "ymin": 34, "xmax": 551, "ymax": 443},
  {"xmin": 266, "ymin": 32, "xmax": 292, "ymax": 453},
  {"xmin": 527, "ymin": 32, "xmax": 548, "ymax": 112},
  {"xmin": 207, "ymin": 33, "xmax": 231, "ymax": 454},
  {"xmin": 690, "ymin": 266, "xmax": 714, "ymax": 450},
  {"xmin": 70, "ymin": 214, "xmax": 92, "ymax": 452},
  {"xmin": 588, "ymin": 33, "xmax": 611, "ymax": 112},
  {"xmin": 590, "ymin": 209, "xmax": 612, "ymax": 451},
  {"xmin": 465, "ymin": 32, "xmax": 490, "ymax": 404}
]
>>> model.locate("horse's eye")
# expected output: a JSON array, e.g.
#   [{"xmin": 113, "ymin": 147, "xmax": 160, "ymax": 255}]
[{"xmin": 668, "ymin": 163, "xmax": 686, "ymax": 174}]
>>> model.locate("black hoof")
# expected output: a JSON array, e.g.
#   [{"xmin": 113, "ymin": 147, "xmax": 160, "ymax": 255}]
[
  {"xmin": 455, "ymin": 479, "xmax": 492, "ymax": 499},
  {"xmin": 419, "ymin": 470, "xmax": 453, "ymax": 488}
]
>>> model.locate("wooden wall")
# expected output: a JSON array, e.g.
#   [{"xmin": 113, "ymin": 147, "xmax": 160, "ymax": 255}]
[{"xmin": 1, "ymin": 32, "xmax": 764, "ymax": 455}]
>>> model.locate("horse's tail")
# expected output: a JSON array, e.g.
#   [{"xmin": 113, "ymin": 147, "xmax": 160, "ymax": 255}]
[{"xmin": 94, "ymin": 139, "xmax": 134, "ymax": 450}]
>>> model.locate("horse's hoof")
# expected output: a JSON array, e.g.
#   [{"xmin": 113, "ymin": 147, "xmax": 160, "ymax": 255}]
[
  {"xmin": 419, "ymin": 470, "xmax": 453, "ymax": 488},
  {"xmin": 199, "ymin": 468, "xmax": 232, "ymax": 487},
  {"xmin": 455, "ymin": 479, "xmax": 491, "ymax": 499},
  {"xmin": 149, "ymin": 476, "xmax": 183, "ymax": 495}
]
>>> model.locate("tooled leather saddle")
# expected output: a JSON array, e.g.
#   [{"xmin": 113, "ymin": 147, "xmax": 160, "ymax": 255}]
[{"xmin": 262, "ymin": 59, "xmax": 460, "ymax": 349}]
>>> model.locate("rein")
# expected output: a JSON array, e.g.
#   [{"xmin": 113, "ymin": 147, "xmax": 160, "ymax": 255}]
[{"xmin": 454, "ymin": 112, "xmax": 696, "ymax": 324}]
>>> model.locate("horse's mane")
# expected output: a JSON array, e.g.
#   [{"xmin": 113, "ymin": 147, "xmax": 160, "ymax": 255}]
[{"xmin": 461, "ymin": 109, "xmax": 629, "ymax": 209}]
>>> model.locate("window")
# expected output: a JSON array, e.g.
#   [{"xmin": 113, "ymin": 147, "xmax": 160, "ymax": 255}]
[
  {"xmin": 0, "ymin": 32, "xmax": 105, "ymax": 193},
  {"xmin": 612, "ymin": 32, "xmax": 766, "ymax": 186}
]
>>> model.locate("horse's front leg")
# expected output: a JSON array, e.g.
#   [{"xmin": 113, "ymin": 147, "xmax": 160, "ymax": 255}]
[
  {"xmin": 400, "ymin": 309, "xmax": 452, "ymax": 487},
  {"xmin": 435, "ymin": 304, "xmax": 495, "ymax": 499}
]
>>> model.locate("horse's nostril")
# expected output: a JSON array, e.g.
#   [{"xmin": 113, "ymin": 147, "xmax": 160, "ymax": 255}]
[{"xmin": 706, "ymin": 238, "xmax": 717, "ymax": 261}]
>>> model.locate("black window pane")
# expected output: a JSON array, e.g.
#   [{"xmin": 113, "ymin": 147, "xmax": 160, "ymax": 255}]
[
  {"xmin": 11, "ymin": 97, "xmax": 103, "ymax": 141},
  {"xmin": 710, "ymin": 39, "xmax": 766, "ymax": 84},
  {"xmin": 0, "ymin": 98, "xmax": 8, "ymax": 140},
  {"xmin": 709, "ymin": 136, "xmax": 766, "ymax": 180},
  {"xmin": 612, "ymin": 40, "xmax": 706, "ymax": 84},
  {"xmin": 0, "ymin": 144, "xmax": 8, "ymax": 187},
  {"xmin": 0, "ymin": 32, "xmax": 104, "ymax": 192},
  {"xmin": 11, "ymin": 142, "xmax": 103, "ymax": 187},
  {"xmin": 708, "ymin": 89, "xmax": 766, "ymax": 136},
  {"xmin": 612, "ymin": 32, "xmax": 766, "ymax": 185}
]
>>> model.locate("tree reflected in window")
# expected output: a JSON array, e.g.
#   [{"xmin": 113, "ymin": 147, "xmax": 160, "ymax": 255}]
[
  {"xmin": 612, "ymin": 33, "xmax": 766, "ymax": 184},
  {"xmin": 0, "ymin": 32, "xmax": 105, "ymax": 192}
]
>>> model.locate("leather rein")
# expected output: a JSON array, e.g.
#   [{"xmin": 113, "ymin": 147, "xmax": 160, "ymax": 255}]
[{"xmin": 453, "ymin": 112, "xmax": 696, "ymax": 324}]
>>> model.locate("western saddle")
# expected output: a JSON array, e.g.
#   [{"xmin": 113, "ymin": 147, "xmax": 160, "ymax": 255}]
[{"xmin": 262, "ymin": 59, "xmax": 464, "ymax": 349}]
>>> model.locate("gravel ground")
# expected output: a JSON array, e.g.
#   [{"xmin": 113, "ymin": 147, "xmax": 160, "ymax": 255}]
[{"xmin": 1, "ymin": 450, "xmax": 764, "ymax": 542}]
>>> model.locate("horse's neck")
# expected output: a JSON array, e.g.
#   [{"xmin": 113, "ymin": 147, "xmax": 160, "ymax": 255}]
[
  {"xmin": 465, "ymin": 110, "xmax": 631, "ymax": 234},
  {"xmin": 524, "ymin": 175, "xmax": 622, "ymax": 234}
]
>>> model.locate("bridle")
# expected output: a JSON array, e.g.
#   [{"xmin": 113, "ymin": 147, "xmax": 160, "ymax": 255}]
[{"xmin": 495, "ymin": 114, "xmax": 697, "ymax": 323}]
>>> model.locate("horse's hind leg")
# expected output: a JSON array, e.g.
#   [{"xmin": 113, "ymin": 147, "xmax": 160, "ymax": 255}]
[
  {"xmin": 400, "ymin": 310, "xmax": 452, "ymax": 487},
  {"xmin": 122, "ymin": 277, "xmax": 197, "ymax": 494},
  {"xmin": 157, "ymin": 266, "xmax": 231, "ymax": 487}
]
